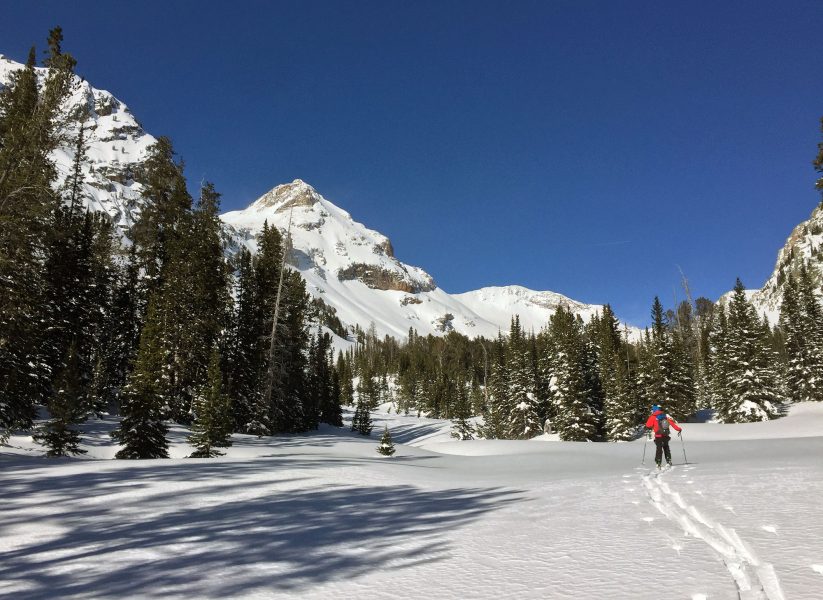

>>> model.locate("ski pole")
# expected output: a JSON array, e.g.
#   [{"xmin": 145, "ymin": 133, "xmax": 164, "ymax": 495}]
[
  {"xmin": 641, "ymin": 432, "xmax": 648, "ymax": 465},
  {"xmin": 679, "ymin": 431, "xmax": 688, "ymax": 465}
]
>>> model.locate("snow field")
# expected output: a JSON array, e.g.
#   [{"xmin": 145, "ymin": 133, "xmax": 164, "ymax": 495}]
[{"xmin": 2, "ymin": 403, "xmax": 822, "ymax": 599}]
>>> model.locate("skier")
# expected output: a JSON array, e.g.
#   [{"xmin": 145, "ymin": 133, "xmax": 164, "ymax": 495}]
[{"xmin": 645, "ymin": 405, "xmax": 682, "ymax": 468}]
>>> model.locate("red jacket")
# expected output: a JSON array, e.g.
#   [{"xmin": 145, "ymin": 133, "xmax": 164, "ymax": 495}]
[{"xmin": 645, "ymin": 410, "xmax": 681, "ymax": 437}]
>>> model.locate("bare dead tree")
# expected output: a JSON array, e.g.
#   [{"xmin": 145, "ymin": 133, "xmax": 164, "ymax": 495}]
[{"xmin": 264, "ymin": 206, "xmax": 294, "ymax": 411}]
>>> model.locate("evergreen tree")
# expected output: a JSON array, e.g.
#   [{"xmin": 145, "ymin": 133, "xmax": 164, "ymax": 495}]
[
  {"xmin": 226, "ymin": 247, "xmax": 261, "ymax": 432},
  {"xmin": 715, "ymin": 279, "xmax": 783, "ymax": 422},
  {"xmin": 647, "ymin": 297, "xmax": 696, "ymax": 420},
  {"xmin": 246, "ymin": 389, "xmax": 272, "ymax": 438},
  {"xmin": 352, "ymin": 396, "xmax": 373, "ymax": 436},
  {"xmin": 548, "ymin": 306, "xmax": 598, "ymax": 441},
  {"xmin": 189, "ymin": 347, "xmax": 232, "ymax": 458},
  {"xmin": 796, "ymin": 264, "xmax": 823, "ymax": 399},
  {"xmin": 255, "ymin": 223, "xmax": 311, "ymax": 434},
  {"xmin": 505, "ymin": 316, "xmax": 540, "ymax": 439},
  {"xmin": 707, "ymin": 306, "xmax": 732, "ymax": 415},
  {"xmin": 534, "ymin": 329, "xmax": 557, "ymax": 429},
  {"xmin": 128, "ymin": 137, "xmax": 191, "ymax": 290},
  {"xmin": 594, "ymin": 306, "xmax": 637, "ymax": 440},
  {"xmin": 92, "ymin": 245, "xmax": 140, "ymax": 413},
  {"xmin": 337, "ymin": 352, "xmax": 355, "ymax": 407},
  {"xmin": 779, "ymin": 271, "xmax": 811, "ymax": 402},
  {"xmin": 450, "ymin": 375, "xmax": 476, "ymax": 440},
  {"xmin": 312, "ymin": 331, "xmax": 343, "ymax": 426},
  {"xmin": 376, "ymin": 425, "xmax": 396, "ymax": 456},
  {"xmin": 33, "ymin": 342, "xmax": 88, "ymax": 456},
  {"xmin": 112, "ymin": 300, "xmax": 169, "ymax": 458},
  {"xmin": 170, "ymin": 182, "xmax": 230, "ymax": 422},
  {"xmin": 1, "ymin": 31, "xmax": 80, "ymax": 432},
  {"xmin": 479, "ymin": 334, "xmax": 508, "ymax": 439}
]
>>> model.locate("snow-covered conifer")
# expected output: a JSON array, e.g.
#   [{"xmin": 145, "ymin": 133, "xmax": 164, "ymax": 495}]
[
  {"xmin": 377, "ymin": 425, "xmax": 395, "ymax": 456},
  {"xmin": 189, "ymin": 348, "xmax": 232, "ymax": 458}
]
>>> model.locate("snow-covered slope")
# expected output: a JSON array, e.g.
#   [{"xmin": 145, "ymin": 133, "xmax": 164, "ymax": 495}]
[
  {"xmin": 0, "ymin": 55, "xmax": 157, "ymax": 233},
  {"xmin": 222, "ymin": 180, "xmax": 609, "ymax": 340},
  {"xmin": 3, "ymin": 403, "xmax": 822, "ymax": 599},
  {"xmin": 749, "ymin": 202, "xmax": 823, "ymax": 323}
]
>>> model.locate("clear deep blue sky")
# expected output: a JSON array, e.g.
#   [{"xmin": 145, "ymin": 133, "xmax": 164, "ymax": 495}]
[{"xmin": 3, "ymin": 0, "xmax": 822, "ymax": 325}]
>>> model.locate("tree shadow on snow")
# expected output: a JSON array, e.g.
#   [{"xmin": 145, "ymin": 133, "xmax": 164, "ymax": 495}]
[
  {"xmin": 0, "ymin": 458, "xmax": 524, "ymax": 599},
  {"xmin": 388, "ymin": 422, "xmax": 447, "ymax": 444}
]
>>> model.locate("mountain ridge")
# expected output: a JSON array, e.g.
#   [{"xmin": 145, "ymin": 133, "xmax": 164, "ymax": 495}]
[
  {"xmin": 0, "ymin": 54, "xmax": 631, "ymax": 342},
  {"xmin": 222, "ymin": 179, "xmax": 609, "ymax": 341}
]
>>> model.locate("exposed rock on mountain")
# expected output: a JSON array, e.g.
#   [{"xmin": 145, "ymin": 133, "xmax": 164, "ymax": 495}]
[
  {"xmin": 750, "ymin": 202, "xmax": 823, "ymax": 322},
  {"xmin": 0, "ymin": 54, "xmax": 156, "ymax": 233}
]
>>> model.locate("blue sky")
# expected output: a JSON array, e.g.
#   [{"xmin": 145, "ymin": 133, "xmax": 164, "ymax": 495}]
[{"xmin": 2, "ymin": 0, "xmax": 822, "ymax": 325}]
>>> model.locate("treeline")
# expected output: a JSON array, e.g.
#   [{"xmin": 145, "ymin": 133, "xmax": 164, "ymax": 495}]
[
  {"xmin": 2, "ymin": 31, "xmax": 822, "ymax": 454},
  {"xmin": 342, "ymin": 274, "xmax": 823, "ymax": 441},
  {"xmin": 340, "ymin": 119, "xmax": 823, "ymax": 442},
  {"xmin": 0, "ymin": 30, "xmax": 343, "ymax": 457}
]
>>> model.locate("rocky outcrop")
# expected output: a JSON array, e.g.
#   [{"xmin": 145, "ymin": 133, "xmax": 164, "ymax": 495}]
[
  {"xmin": 375, "ymin": 239, "xmax": 395, "ymax": 257},
  {"xmin": 255, "ymin": 179, "xmax": 322, "ymax": 212},
  {"xmin": 337, "ymin": 263, "xmax": 435, "ymax": 293},
  {"xmin": 750, "ymin": 201, "xmax": 823, "ymax": 320}
]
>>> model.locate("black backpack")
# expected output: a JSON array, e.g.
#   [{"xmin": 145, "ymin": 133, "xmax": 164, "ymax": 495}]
[{"xmin": 657, "ymin": 414, "xmax": 670, "ymax": 435}]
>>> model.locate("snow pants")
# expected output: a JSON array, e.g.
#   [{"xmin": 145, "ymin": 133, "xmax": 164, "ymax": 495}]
[{"xmin": 654, "ymin": 435, "xmax": 672, "ymax": 465}]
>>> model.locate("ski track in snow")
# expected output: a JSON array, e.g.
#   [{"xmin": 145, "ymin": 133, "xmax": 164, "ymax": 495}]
[{"xmin": 641, "ymin": 467, "xmax": 786, "ymax": 600}]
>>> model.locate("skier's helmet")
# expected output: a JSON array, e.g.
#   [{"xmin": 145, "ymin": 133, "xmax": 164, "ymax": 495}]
[{"xmin": 651, "ymin": 404, "xmax": 661, "ymax": 412}]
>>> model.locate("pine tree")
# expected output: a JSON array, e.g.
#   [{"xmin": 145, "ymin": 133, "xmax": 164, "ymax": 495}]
[
  {"xmin": 337, "ymin": 352, "xmax": 355, "ymax": 407},
  {"xmin": 170, "ymin": 182, "xmax": 230, "ymax": 423},
  {"xmin": 594, "ymin": 306, "xmax": 637, "ymax": 440},
  {"xmin": 548, "ymin": 306, "xmax": 598, "ymax": 441},
  {"xmin": 128, "ymin": 137, "xmax": 191, "ymax": 290},
  {"xmin": 707, "ymin": 306, "xmax": 732, "ymax": 415},
  {"xmin": 246, "ymin": 389, "xmax": 272, "ymax": 438},
  {"xmin": 189, "ymin": 347, "xmax": 232, "ymax": 458},
  {"xmin": 313, "ymin": 332, "xmax": 343, "ymax": 427},
  {"xmin": 376, "ymin": 425, "xmax": 396, "ymax": 456},
  {"xmin": 796, "ymin": 264, "xmax": 823, "ymax": 399},
  {"xmin": 450, "ymin": 375, "xmax": 476, "ymax": 440},
  {"xmin": 779, "ymin": 271, "xmax": 812, "ymax": 402},
  {"xmin": 1, "ymin": 31, "xmax": 80, "ymax": 432},
  {"xmin": 505, "ymin": 316, "xmax": 540, "ymax": 439},
  {"xmin": 92, "ymin": 245, "xmax": 140, "ymax": 413},
  {"xmin": 717, "ymin": 279, "xmax": 783, "ymax": 422},
  {"xmin": 647, "ymin": 297, "xmax": 696, "ymax": 420},
  {"xmin": 33, "ymin": 342, "xmax": 88, "ymax": 456},
  {"xmin": 112, "ymin": 300, "xmax": 169, "ymax": 459},
  {"xmin": 226, "ymin": 247, "xmax": 261, "ymax": 432},
  {"xmin": 118, "ymin": 137, "xmax": 193, "ymax": 424},
  {"xmin": 353, "ymin": 396, "xmax": 373, "ymax": 436},
  {"xmin": 479, "ymin": 334, "xmax": 508, "ymax": 439},
  {"xmin": 39, "ymin": 133, "xmax": 116, "ymax": 423}
]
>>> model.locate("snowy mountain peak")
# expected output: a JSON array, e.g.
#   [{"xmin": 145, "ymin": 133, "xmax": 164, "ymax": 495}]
[
  {"xmin": 253, "ymin": 179, "xmax": 323, "ymax": 212},
  {"xmin": 222, "ymin": 182, "xmax": 614, "ymax": 341},
  {"xmin": 0, "ymin": 54, "xmax": 157, "ymax": 233},
  {"xmin": 1, "ymin": 51, "xmax": 623, "ymax": 344}
]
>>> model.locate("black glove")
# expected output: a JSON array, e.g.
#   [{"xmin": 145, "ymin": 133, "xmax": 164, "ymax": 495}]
[{"xmin": 677, "ymin": 431, "xmax": 682, "ymax": 437}]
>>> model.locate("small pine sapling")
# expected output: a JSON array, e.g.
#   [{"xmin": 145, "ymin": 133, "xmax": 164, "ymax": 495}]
[{"xmin": 377, "ymin": 425, "xmax": 395, "ymax": 456}]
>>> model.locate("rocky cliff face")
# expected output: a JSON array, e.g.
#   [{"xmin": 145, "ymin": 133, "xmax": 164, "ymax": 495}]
[
  {"xmin": 221, "ymin": 179, "xmax": 437, "ymax": 295},
  {"xmin": 750, "ymin": 202, "xmax": 823, "ymax": 322},
  {"xmin": 0, "ymin": 54, "xmax": 157, "ymax": 233}
]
